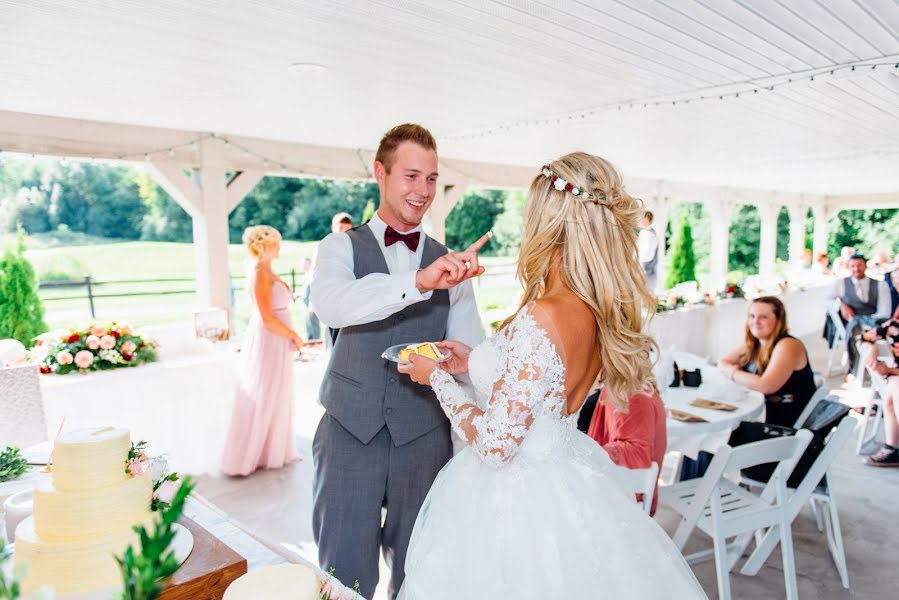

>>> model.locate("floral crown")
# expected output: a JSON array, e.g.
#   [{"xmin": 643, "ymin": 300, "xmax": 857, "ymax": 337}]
[{"xmin": 540, "ymin": 164, "xmax": 606, "ymax": 204}]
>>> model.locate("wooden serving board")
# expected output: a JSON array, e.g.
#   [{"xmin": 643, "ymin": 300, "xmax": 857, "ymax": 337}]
[{"xmin": 158, "ymin": 516, "xmax": 248, "ymax": 600}]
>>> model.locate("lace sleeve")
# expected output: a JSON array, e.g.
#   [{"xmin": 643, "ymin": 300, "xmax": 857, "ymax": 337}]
[{"xmin": 428, "ymin": 307, "xmax": 556, "ymax": 467}]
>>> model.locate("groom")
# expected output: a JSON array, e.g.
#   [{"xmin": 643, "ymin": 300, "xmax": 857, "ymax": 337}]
[{"xmin": 310, "ymin": 123, "xmax": 485, "ymax": 599}]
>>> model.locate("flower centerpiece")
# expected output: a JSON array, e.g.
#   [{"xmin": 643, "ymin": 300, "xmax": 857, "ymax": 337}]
[{"xmin": 32, "ymin": 322, "xmax": 158, "ymax": 375}]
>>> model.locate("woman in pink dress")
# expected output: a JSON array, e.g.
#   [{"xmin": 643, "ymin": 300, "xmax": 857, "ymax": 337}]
[{"xmin": 222, "ymin": 225, "xmax": 303, "ymax": 476}]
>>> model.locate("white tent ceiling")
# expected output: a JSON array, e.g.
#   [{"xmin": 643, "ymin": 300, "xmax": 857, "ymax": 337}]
[{"xmin": 2, "ymin": 0, "xmax": 899, "ymax": 194}]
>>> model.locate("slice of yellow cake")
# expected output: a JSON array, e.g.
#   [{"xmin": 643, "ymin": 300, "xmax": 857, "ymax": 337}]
[{"xmin": 398, "ymin": 342, "xmax": 444, "ymax": 362}]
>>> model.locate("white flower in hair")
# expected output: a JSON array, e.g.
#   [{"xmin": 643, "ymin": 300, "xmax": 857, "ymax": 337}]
[{"xmin": 553, "ymin": 178, "xmax": 566, "ymax": 191}]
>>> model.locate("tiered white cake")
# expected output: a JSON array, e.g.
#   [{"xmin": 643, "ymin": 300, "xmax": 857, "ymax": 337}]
[{"xmin": 14, "ymin": 427, "xmax": 154, "ymax": 596}]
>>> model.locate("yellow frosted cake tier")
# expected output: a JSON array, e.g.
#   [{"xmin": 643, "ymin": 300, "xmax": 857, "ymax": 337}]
[
  {"xmin": 50, "ymin": 427, "xmax": 131, "ymax": 492},
  {"xmin": 14, "ymin": 514, "xmax": 156, "ymax": 596},
  {"xmin": 33, "ymin": 471, "xmax": 152, "ymax": 542},
  {"xmin": 398, "ymin": 342, "xmax": 443, "ymax": 362}
]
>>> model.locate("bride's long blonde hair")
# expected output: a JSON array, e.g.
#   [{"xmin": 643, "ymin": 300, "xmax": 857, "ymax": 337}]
[{"xmin": 501, "ymin": 152, "xmax": 657, "ymax": 410}]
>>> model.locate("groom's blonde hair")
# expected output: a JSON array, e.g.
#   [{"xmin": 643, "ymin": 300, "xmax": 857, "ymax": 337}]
[
  {"xmin": 375, "ymin": 124, "xmax": 437, "ymax": 173},
  {"xmin": 501, "ymin": 152, "xmax": 657, "ymax": 410}
]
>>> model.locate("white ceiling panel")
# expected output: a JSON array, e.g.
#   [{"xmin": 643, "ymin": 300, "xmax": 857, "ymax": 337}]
[{"xmin": 0, "ymin": 0, "xmax": 897, "ymax": 193}]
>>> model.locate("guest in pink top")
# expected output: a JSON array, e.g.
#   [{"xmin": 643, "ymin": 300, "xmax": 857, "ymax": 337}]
[
  {"xmin": 222, "ymin": 225, "xmax": 303, "ymax": 476},
  {"xmin": 586, "ymin": 387, "xmax": 667, "ymax": 515}
]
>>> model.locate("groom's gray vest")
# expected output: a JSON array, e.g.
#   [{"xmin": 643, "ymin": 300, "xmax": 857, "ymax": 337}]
[{"xmin": 319, "ymin": 225, "xmax": 451, "ymax": 446}]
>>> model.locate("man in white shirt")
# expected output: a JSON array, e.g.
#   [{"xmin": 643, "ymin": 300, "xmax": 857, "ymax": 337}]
[
  {"xmin": 825, "ymin": 253, "xmax": 891, "ymax": 372},
  {"xmin": 310, "ymin": 123, "xmax": 486, "ymax": 599},
  {"xmin": 637, "ymin": 211, "xmax": 659, "ymax": 291}
]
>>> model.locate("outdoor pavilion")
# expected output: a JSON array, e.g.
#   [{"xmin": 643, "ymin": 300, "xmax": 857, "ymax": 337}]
[{"xmin": 2, "ymin": 1, "xmax": 899, "ymax": 319}]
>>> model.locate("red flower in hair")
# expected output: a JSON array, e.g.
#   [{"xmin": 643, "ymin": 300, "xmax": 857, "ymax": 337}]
[
  {"xmin": 550, "ymin": 176, "xmax": 558, "ymax": 183},
  {"xmin": 564, "ymin": 182, "xmax": 573, "ymax": 192},
  {"xmin": 67, "ymin": 333, "xmax": 80, "ymax": 343}
]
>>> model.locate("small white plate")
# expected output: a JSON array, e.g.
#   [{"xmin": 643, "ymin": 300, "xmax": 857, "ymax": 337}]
[{"xmin": 382, "ymin": 343, "xmax": 449, "ymax": 364}]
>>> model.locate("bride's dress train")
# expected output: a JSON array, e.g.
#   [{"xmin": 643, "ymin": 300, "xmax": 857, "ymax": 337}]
[{"xmin": 398, "ymin": 304, "xmax": 707, "ymax": 599}]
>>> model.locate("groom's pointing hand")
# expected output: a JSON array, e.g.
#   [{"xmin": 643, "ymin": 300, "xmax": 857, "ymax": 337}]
[{"xmin": 415, "ymin": 232, "xmax": 490, "ymax": 292}]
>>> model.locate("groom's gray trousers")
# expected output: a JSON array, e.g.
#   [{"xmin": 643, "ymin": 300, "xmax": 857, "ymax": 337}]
[{"xmin": 312, "ymin": 225, "xmax": 452, "ymax": 600}]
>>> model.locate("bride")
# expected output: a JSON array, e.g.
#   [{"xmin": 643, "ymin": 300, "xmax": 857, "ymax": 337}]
[{"xmin": 396, "ymin": 153, "xmax": 708, "ymax": 598}]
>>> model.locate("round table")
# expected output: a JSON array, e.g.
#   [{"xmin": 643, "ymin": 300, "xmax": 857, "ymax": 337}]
[{"xmin": 663, "ymin": 352, "xmax": 765, "ymax": 459}]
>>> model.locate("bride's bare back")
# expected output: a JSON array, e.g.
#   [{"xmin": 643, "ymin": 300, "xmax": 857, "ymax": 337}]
[{"xmin": 531, "ymin": 294, "xmax": 601, "ymax": 417}]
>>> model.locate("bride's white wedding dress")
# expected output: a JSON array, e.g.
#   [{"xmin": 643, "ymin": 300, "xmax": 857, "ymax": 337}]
[{"xmin": 398, "ymin": 303, "xmax": 707, "ymax": 599}]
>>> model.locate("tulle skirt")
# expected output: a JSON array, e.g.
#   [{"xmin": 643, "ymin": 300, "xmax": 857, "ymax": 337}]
[{"xmin": 398, "ymin": 423, "xmax": 707, "ymax": 599}]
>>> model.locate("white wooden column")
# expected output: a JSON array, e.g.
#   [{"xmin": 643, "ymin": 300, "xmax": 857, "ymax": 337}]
[
  {"xmin": 812, "ymin": 204, "xmax": 830, "ymax": 258},
  {"xmin": 708, "ymin": 195, "xmax": 732, "ymax": 286},
  {"xmin": 146, "ymin": 138, "xmax": 264, "ymax": 315},
  {"xmin": 787, "ymin": 201, "xmax": 808, "ymax": 264},
  {"xmin": 648, "ymin": 188, "xmax": 671, "ymax": 291},
  {"xmin": 427, "ymin": 181, "xmax": 468, "ymax": 246},
  {"xmin": 758, "ymin": 199, "xmax": 779, "ymax": 277}
]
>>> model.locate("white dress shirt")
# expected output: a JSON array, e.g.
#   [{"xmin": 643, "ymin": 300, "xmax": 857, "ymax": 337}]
[
  {"xmin": 827, "ymin": 276, "xmax": 891, "ymax": 320},
  {"xmin": 637, "ymin": 228, "xmax": 658, "ymax": 264},
  {"xmin": 310, "ymin": 212, "xmax": 485, "ymax": 348}
]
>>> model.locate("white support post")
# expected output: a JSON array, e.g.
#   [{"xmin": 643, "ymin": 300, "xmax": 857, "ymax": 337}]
[
  {"xmin": 812, "ymin": 204, "xmax": 830, "ymax": 259},
  {"xmin": 226, "ymin": 170, "xmax": 265, "ymax": 213},
  {"xmin": 147, "ymin": 140, "xmax": 263, "ymax": 320},
  {"xmin": 787, "ymin": 202, "xmax": 809, "ymax": 265},
  {"xmin": 192, "ymin": 138, "xmax": 231, "ymax": 314},
  {"xmin": 651, "ymin": 191, "xmax": 671, "ymax": 291},
  {"xmin": 427, "ymin": 182, "xmax": 468, "ymax": 246},
  {"xmin": 708, "ymin": 195, "xmax": 732, "ymax": 287},
  {"xmin": 758, "ymin": 200, "xmax": 780, "ymax": 278}
]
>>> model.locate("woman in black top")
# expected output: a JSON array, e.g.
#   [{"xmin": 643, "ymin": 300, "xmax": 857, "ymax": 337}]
[{"xmin": 719, "ymin": 296, "xmax": 817, "ymax": 427}]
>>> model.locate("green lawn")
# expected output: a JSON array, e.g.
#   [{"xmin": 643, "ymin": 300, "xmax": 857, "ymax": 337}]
[{"xmin": 12, "ymin": 233, "xmax": 521, "ymax": 332}]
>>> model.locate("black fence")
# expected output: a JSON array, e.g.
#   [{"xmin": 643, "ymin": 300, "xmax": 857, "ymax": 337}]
[{"xmin": 38, "ymin": 270, "xmax": 303, "ymax": 319}]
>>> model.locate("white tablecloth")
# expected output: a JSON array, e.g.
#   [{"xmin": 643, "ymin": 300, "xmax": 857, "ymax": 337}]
[
  {"xmin": 663, "ymin": 352, "xmax": 765, "ymax": 460},
  {"xmin": 39, "ymin": 348, "xmax": 326, "ymax": 475},
  {"xmin": 650, "ymin": 281, "xmax": 832, "ymax": 363}
]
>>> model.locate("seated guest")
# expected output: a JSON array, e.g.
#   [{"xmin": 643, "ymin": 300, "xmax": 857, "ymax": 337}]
[
  {"xmin": 864, "ymin": 334, "xmax": 899, "ymax": 467},
  {"xmin": 681, "ymin": 296, "xmax": 819, "ymax": 482},
  {"xmin": 719, "ymin": 296, "xmax": 816, "ymax": 427},
  {"xmin": 825, "ymin": 253, "xmax": 892, "ymax": 372},
  {"xmin": 887, "ymin": 268, "xmax": 899, "ymax": 320},
  {"xmin": 834, "ymin": 246, "xmax": 856, "ymax": 276},
  {"xmin": 586, "ymin": 386, "xmax": 666, "ymax": 515},
  {"xmin": 814, "ymin": 252, "xmax": 831, "ymax": 275}
]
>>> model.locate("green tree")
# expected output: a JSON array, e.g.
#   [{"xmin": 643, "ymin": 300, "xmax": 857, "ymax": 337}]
[
  {"xmin": 445, "ymin": 189, "xmax": 505, "ymax": 253},
  {"xmin": 361, "ymin": 199, "xmax": 376, "ymax": 224},
  {"xmin": 282, "ymin": 179, "xmax": 376, "ymax": 241},
  {"xmin": 665, "ymin": 214, "xmax": 697, "ymax": 289},
  {"xmin": 728, "ymin": 205, "xmax": 761, "ymax": 274},
  {"xmin": 137, "ymin": 173, "xmax": 193, "ymax": 242},
  {"xmin": 0, "ymin": 231, "xmax": 47, "ymax": 345}
]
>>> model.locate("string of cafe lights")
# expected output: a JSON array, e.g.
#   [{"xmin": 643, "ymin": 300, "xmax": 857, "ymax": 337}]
[
  {"xmin": 0, "ymin": 132, "xmax": 318, "ymax": 175},
  {"xmin": 438, "ymin": 57, "xmax": 899, "ymax": 142}
]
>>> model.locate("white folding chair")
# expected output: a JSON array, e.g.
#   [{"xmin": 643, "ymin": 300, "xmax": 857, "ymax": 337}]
[
  {"xmin": 660, "ymin": 430, "xmax": 813, "ymax": 600},
  {"xmin": 825, "ymin": 305, "xmax": 848, "ymax": 376},
  {"xmin": 793, "ymin": 387, "xmax": 830, "ymax": 429},
  {"xmin": 738, "ymin": 418, "xmax": 855, "ymax": 589},
  {"xmin": 856, "ymin": 341, "xmax": 890, "ymax": 455},
  {"xmin": 610, "ymin": 462, "xmax": 658, "ymax": 515},
  {"xmin": 0, "ymin": 364, "xmax": 48, "ymax": 448}
]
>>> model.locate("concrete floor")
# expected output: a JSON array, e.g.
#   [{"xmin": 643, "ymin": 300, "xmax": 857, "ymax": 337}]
[{"xmin": 196, "ymin": 333, "xmax": 899, "ymax": 599}]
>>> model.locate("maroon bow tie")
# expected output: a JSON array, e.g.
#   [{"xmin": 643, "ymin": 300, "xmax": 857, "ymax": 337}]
[{"xmin": 384, "ymin": 226, "xmax": 421, "ymax": 252}]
